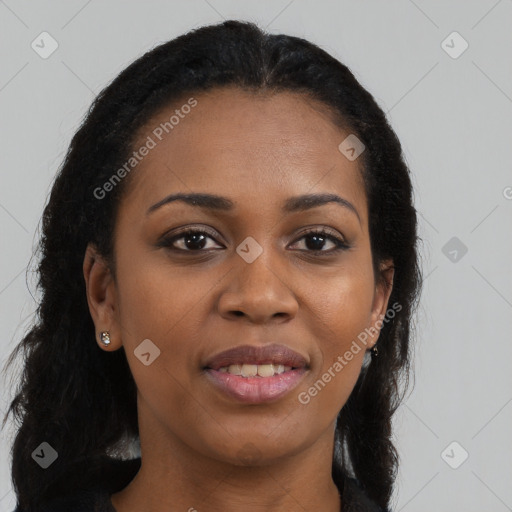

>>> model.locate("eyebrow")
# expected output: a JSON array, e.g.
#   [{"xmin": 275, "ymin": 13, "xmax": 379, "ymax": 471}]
[{"xmin": 147, "ymin": 192, "xmax": 361, "ymax": 224}]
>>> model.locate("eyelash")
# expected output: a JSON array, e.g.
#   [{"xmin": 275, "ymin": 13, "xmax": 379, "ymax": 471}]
[{"xmin": 158, "ymin": 226, "xmax": 350, "ymax": 256}]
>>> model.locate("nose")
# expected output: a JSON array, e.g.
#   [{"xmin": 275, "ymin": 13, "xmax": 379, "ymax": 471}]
[{"xmin": 217, "ymin": 248, "xmax": 299, "ymax": 324}]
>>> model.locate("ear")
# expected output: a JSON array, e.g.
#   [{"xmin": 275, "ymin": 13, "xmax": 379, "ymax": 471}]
[
  {"xmin": 366, "ymin": 259, "xmax": 395, "ymax": 350},
  {"xmin": 83, "ymin": 243, "xmax": 121, "ymax": 351}
]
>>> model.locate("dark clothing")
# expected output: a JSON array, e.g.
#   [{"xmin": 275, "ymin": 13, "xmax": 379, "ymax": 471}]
[{"xmin": 13, "ymin": 456, "xmax": 388, "ymax": 511}]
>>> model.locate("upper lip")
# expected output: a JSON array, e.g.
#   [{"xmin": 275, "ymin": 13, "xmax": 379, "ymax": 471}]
[{"xmin": 204, "ymin": 343, "xmax": 309, "ymax": 371}]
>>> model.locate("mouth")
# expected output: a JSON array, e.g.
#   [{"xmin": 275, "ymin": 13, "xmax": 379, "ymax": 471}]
[
  {"xmin": 203, "ymin": 344, "xmax": 309, "ymax": 404},
  {"xmin": 204, "ymin": 343, "xmax": 308, "ymax": 371},
  {"xmin": 216, "ymin": 363, "xmax": 298, "ymax": 377}
]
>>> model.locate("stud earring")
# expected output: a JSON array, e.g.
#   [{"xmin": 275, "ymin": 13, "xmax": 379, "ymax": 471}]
[
  {"xmin": 371, "ymin": 345, "xmax": 378, "ymax": 357},
  {"xmin": 100, "ymin": 331, "xmax": 111, "ymax": 346}
]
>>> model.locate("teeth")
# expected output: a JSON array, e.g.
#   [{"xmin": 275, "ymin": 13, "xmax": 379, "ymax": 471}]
[
  {"xmin": 228, "ymin": 364, "xmax": 242, "ymax": 376},
  {"xmin": 218, "ymin": 363, "xmax": 294, "ymax": 377},
  {"xmin": 257, "ymin": 364, "xmax": 274, "ymax": 377},
  {"xmin": 241, "ymin": 364, "xmax": 258, "ymax": 377}
]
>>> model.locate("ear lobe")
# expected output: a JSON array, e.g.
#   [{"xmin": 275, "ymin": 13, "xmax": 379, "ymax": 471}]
[{"xmin": 83, "ymin": 243, "xmax": 120, "ymax": 350}]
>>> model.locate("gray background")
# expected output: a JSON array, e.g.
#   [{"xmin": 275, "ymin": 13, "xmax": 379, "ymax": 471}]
[{"xmin": 1, "ymin": 1, "xmax": 511, "ymax": 510}]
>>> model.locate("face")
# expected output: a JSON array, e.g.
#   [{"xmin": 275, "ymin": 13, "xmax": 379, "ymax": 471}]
[{"xmin": 84, "ymin": 86, "xmax": 393, "ymax": 467}]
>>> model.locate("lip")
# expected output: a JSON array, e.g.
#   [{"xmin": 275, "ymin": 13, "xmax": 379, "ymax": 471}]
[
  {"xmin": 203, "ymin": 343, "xmax": 308, "ymax": 371},
  {"xmin": 204, "ymin": 368, "xmax": 307, "ymax": 404},
  {"xmin": 203, "ymin": 344, "xmax": 309, "ymax": 404}
]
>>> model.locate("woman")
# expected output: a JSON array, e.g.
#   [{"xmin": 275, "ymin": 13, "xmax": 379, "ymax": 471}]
[{"xmin": 3, "ymin": 20, "xmax": 422, "ymax": 512}]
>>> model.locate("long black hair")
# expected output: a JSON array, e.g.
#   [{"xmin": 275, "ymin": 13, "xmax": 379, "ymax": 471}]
[{"xmin": 2, "ymin": 20, "xmax": 422, "ymax": 511}]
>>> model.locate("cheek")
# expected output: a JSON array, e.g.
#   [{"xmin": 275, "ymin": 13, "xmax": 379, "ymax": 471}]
[
  {"xmin": 115, "ymin": 253, "xmax": 201, "ymax": 338},
  {"xmin": 309, "ymin": 265, "xmax": 375, "ymax": 350},
  {"xmin": 114, "ymin": 264, "xmax": 208, "ymax": 431},
  {"xmin": 113, "ymin": 256, "xmax": 206, "ymax": 388},
  {"xmin": 300, "ymin": 269, "xmax": 374, "ymax": 413}
]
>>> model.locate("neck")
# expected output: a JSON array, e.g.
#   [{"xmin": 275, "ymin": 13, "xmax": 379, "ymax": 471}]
[{"xmin": 111, "ymin": 407, "xmax": 342, "ymax": 512}]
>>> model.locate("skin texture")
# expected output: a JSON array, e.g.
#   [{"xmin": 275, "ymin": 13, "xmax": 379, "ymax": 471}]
[{"xmin": 83, "ymin": 87, "xmax": 394, "ymax": 512}]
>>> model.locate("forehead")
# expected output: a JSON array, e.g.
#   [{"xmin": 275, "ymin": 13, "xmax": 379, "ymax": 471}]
[{"xmin": 120, "ymin": 87, "xmax": 367, "ymax": 222}]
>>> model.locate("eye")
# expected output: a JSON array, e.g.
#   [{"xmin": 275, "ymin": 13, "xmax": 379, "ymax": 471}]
[
  {"xmin": 158, "ymin": 227, "xmax": 223, "ymax": 252},
  {"xmin": 290, "ymin": 228, "xmax": 350, "ymax": 255},
  {"xmin": 157, "ymin": 226, "xmax": 350, "ymax": 255}
]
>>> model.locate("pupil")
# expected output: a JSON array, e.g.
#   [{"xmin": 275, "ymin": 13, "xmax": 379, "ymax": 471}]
[
  {"xmin": 306, "ymin": 234, "xmax": 325, "ymax": 251},
  {"xmin": 185, "ymin": 233, "xmax": 206, "ymax": 250}
]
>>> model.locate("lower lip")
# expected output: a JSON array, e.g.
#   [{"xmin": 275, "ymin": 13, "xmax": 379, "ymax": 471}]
[{"xmin": 204, "ymin": 368, "xmax": 307, "ymax": 404}]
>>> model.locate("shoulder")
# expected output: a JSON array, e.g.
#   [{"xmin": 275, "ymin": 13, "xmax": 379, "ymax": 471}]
[
  {"xmin": 12, "ymin": 456, "xmax": 141, "ymax": 512},
  {"xmin": 342, "ymin": 476, "xmax": 391, "ymax": 512}
]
